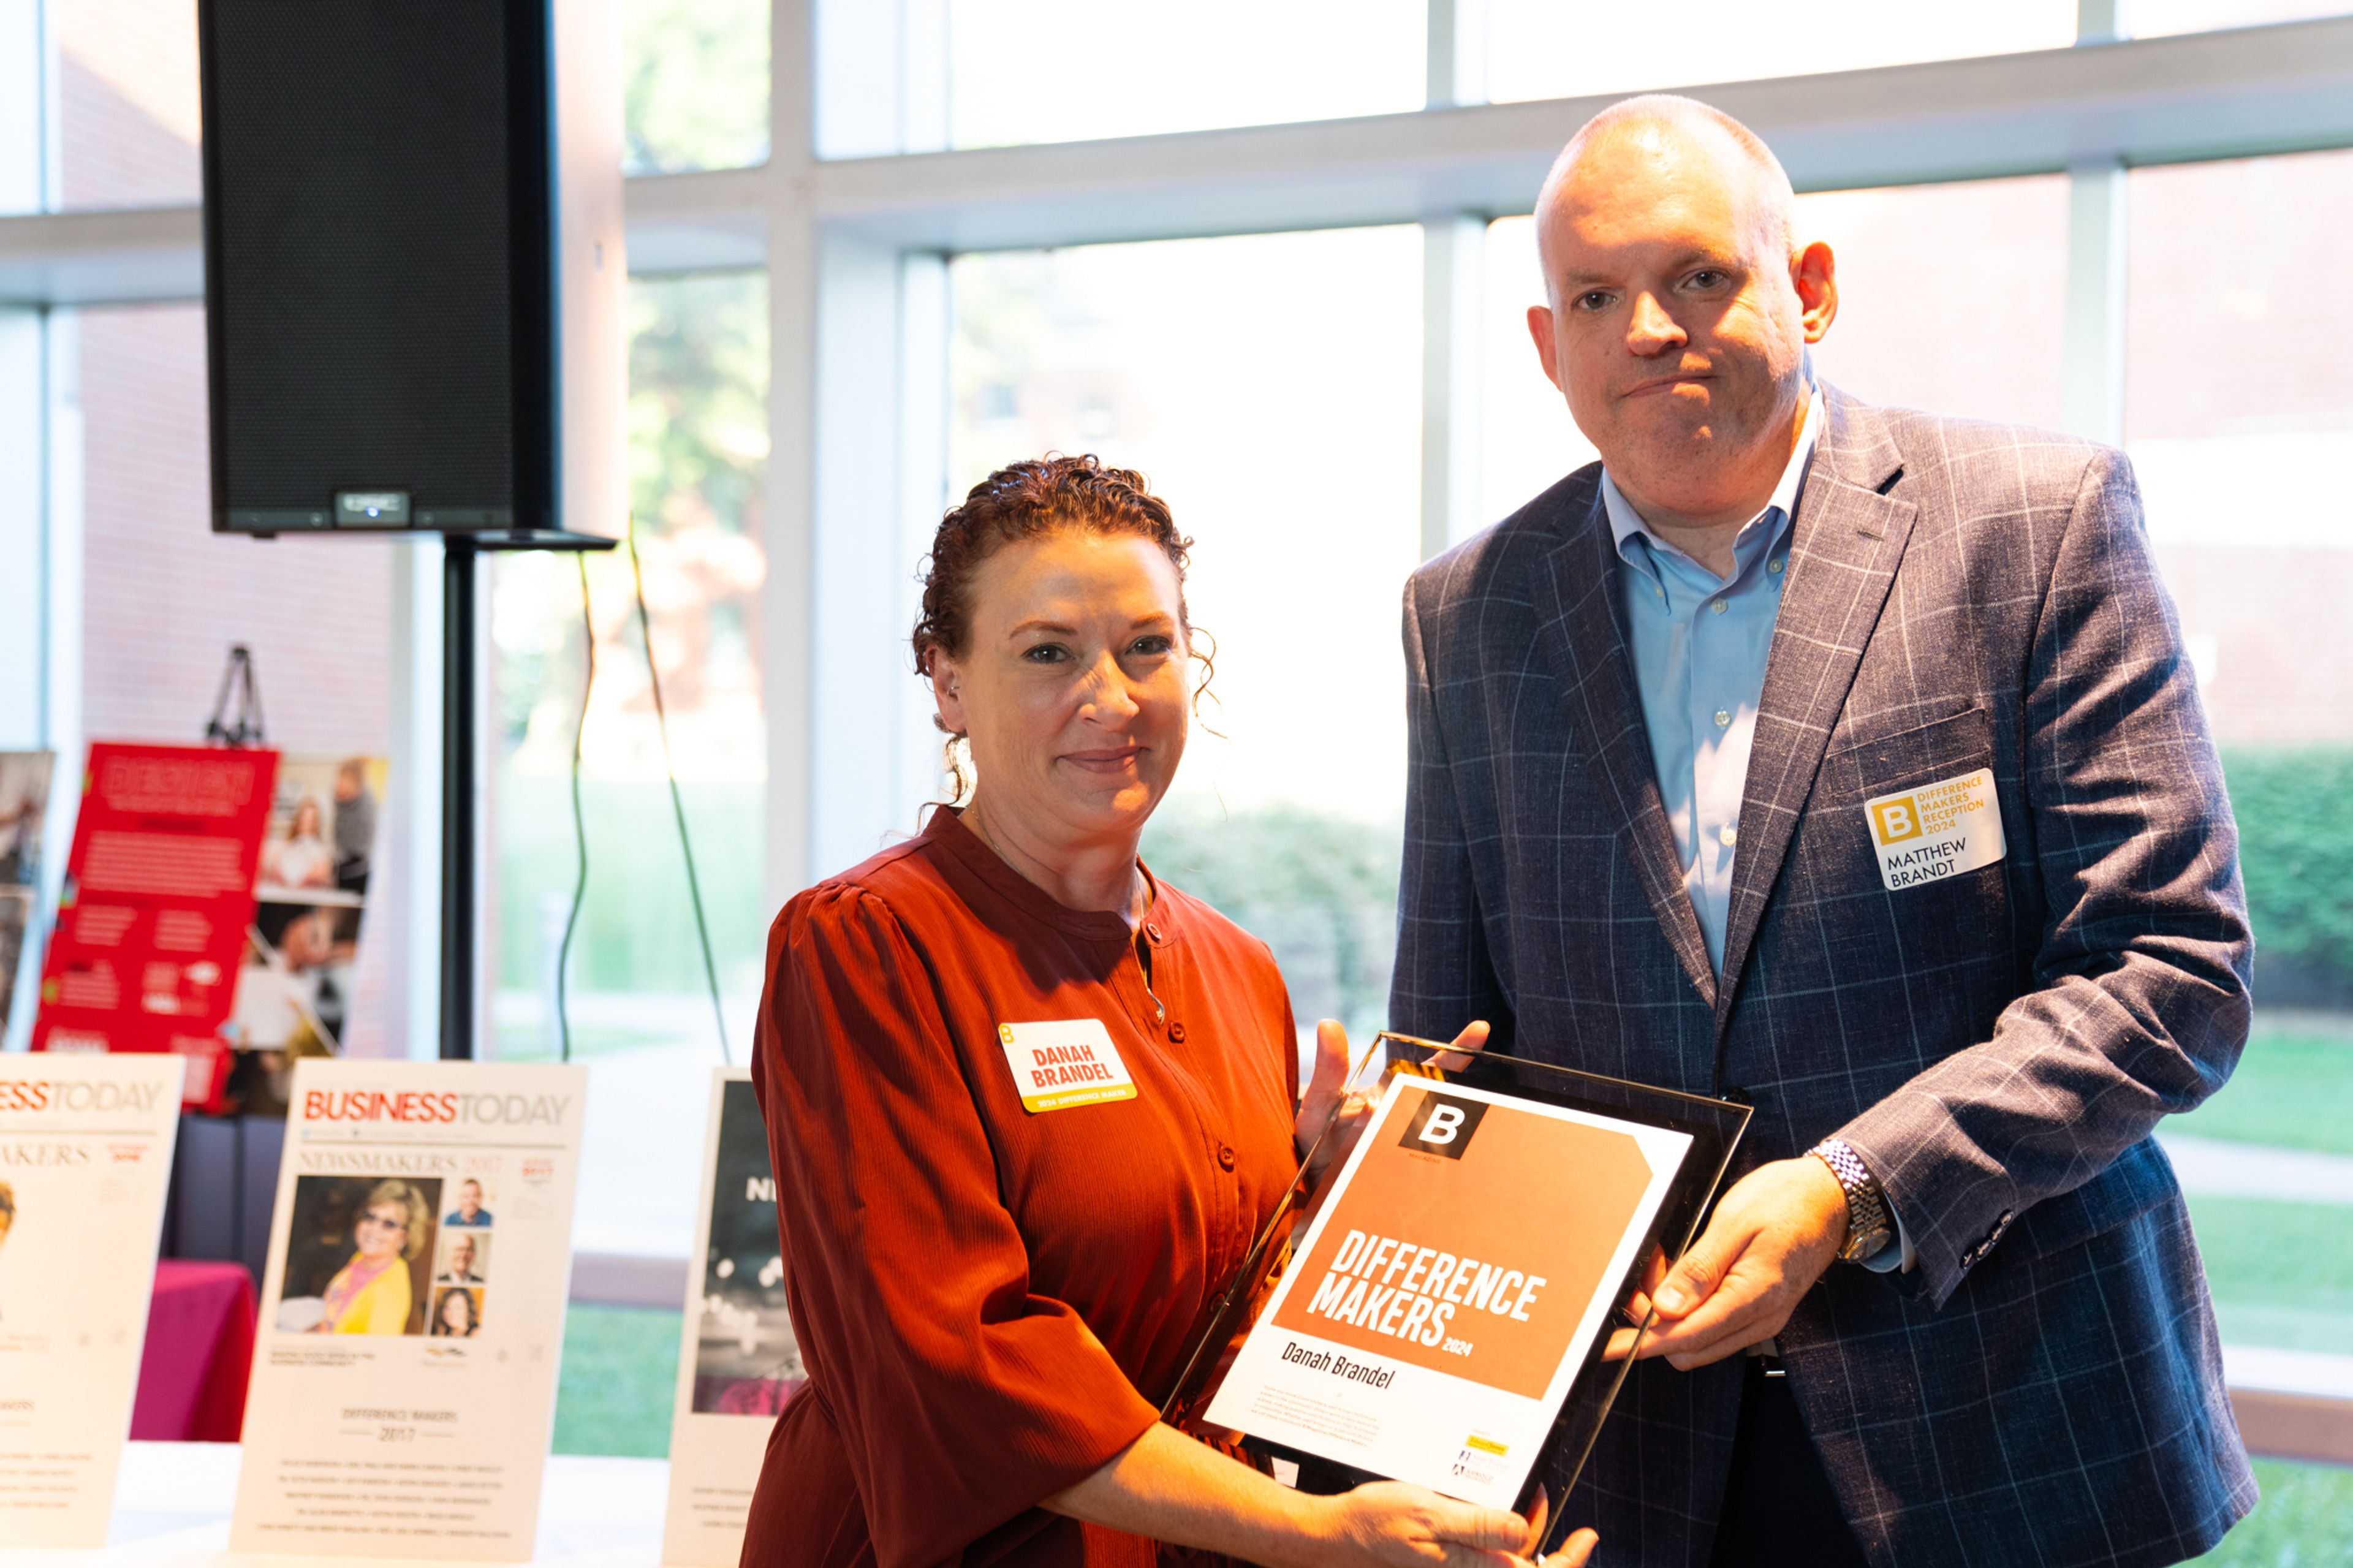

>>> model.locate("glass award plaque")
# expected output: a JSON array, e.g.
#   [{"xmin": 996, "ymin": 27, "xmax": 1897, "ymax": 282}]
[{"xmin": 1159, "ymin": 1034, "xmax": 1749, "ymax": 1552}]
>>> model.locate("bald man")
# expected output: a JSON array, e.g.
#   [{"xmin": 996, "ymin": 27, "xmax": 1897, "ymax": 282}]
[{"xmin": 1393, "ymin": 96, "xmax": 2253, "ymax": 1567}]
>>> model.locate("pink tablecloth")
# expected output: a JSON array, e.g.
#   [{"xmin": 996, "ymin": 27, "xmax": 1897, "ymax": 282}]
[{"xmin": 131, "ymin": 1260, "xmax": 256, "ymax": 1442}]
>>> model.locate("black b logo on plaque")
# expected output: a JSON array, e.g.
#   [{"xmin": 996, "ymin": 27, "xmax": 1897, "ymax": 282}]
[{"xmin": 1398, "ymin": 1092, "xmax": 1488, "ymax": 1160}]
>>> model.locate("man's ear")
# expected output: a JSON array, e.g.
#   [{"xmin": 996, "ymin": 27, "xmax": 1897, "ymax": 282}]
[
  {"xmin": 1794, "ymin": 241, "xmax": 1838, "ymax": 344},
  {"xmin": 1526, "ymin": 304, "xmax": 1566, "ymax": 394},
  {"xmin": 929, "ymin": 651, "xmax": 968, "ymax": 737}
]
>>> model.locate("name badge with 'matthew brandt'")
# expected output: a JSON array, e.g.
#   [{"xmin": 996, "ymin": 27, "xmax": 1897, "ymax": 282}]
[
  {"xmin": 1863, "ymin": 767, "xmax": 2007, "ymax": 891},
  {"xmin": 997, "ymin": 1019, "xmax": 1137, "ymax": 1113}
]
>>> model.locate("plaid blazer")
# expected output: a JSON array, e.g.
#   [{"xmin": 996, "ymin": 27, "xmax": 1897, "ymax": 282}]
[{"xmin": 1392, "ymin": 387, "xmax": 2257, "ymax": 1568}]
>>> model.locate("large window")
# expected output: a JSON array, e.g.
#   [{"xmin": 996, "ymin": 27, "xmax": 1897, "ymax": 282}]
[
  {"xmin": 54, "ymin": 0, "xmax": 202, "ymax": 211},
  {"xmin": 2132, "ymin": 0, "xmax": 2353, "ymax": 33},
  {"xmin": 1480, "ymin": 175, "xmax": 2071, "ymax": 528},
  {"xmin": 1485, "ymin": 1, "xmax": 2075, "ymax": 106},
  {"xmin": 37, "ymin": 0, "xmax": 773, "ymax": 204},
  {"xmin": 942, "ymin": 0, "xmax": 1423, "ymax": 150},
  {"xmin": 950, "ymin": 227, "xmax": 1423, "ymax": 1038},
  {"xmin": 2124, "ymin": 146, "xmax": 2353, "ymax": 1393},
  {"xmin": 10, "ymin": 0, "xmax": 2353, "ymax": 1534},
  {"xmin": 492, "ymin": 270, "xmax": 769, "ymax": 1256},
  {"xmin": 625, "ymin": 0, "xmax": 772, "ymax": 172}
]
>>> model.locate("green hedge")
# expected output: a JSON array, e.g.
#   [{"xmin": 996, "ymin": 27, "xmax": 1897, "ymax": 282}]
[
  {"xmin": 1140, "ymin": 800, "xmax": 1401, "ymax": 1037},
  {"xmin": 2223, "ymin": 747, "xmax": 2353, "ymax": 1001},
  {"xmin": 486, "ymin": 748, "xmax": 2349, "ymax": 1013},
  {"xmin": 495, "ymin": 774, "xmax": 768, "ymax": 997}
]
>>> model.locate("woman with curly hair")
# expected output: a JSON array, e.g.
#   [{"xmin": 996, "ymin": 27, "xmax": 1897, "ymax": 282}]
[{"xmin": 742, "ymin": 456, "xmax": 1591, "ymax": 1568}]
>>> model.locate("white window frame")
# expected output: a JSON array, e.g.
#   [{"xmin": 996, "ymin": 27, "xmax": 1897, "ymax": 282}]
[{"xmin": 3, "ymin": 0, "xmax": 2351, "ymax": 1453}]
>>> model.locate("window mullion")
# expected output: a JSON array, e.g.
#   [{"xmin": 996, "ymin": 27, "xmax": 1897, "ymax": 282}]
[{"xmin": 2061, "ymin": 157, "xmax": 2128, "ymax": 445}]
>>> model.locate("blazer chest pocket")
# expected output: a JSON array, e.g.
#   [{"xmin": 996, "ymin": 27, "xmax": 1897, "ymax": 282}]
[
  {"xmin": 1821, "ymin": 703, "xmax": 1998, "ymax": 809},
  {"xmin": 1816, "ymin": 705, "xmax": 2014, "ymax": 966}
]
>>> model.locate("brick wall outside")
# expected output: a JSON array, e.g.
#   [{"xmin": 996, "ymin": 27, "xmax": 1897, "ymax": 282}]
[
  {"xmin": 59, "ymin": 56, "xmax": 200, "ymax": 211},
  {"xmin": 2154, "ymin": 544, "xmax": 2353, "ymax": 748},
  {"xmin": 2128, "ymin": 148, "xmax": 2353, "ymax": 748},
  {"xmin": 74, "ymin": 305, "xmax": 395, "ymax": 753}
]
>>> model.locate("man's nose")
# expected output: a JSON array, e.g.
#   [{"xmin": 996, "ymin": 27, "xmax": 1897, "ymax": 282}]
[{"xmin": 1627, "ymin": 292, "xmax": 1685, "ymax": 354}]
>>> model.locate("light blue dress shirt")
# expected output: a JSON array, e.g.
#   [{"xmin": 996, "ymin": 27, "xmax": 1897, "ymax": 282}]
[
  {"xmin": 1601, "ymin": 392, "xmax": 1914, "ymax": 1274},
  {"xmin": 1600, "ymin": 390, "xmax": 1821, "ymax": 975}
]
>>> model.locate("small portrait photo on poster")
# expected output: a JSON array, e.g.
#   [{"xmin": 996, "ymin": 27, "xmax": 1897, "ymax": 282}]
[
  {"xmin": 430, "ymin": 1284, "xmax": 484, "ymax": 1338},
  {"xmin": 443, "ymin": 1176, "xmax": 494, "ymax": 1228},
  {"xmin": 691, "ymin": 1080, "xmax": 804, "ymax": 1416},
  {"xmin": 273, "ymin": 1175, "xmax": 442, "ymax": 1336},
  {"xmin": 434, "ymin": 1228, "xmax": 490, "ymax": 1288}
]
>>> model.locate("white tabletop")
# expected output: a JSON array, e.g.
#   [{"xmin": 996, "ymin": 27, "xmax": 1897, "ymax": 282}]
[{"xmin": 1, "ymin": 1445, "xmax": 672, "ymax": 1568}]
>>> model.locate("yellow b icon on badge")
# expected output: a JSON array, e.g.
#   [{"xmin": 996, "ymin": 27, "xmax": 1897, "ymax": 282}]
[{"xmin": 1872, "ymin": 796, "xmax": 1923, "ymax": 845}]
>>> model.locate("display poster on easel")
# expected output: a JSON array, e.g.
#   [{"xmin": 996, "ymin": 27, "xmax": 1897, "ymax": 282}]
[
  {"xmin": 225, "ymin": 752, "xmax": 390, "ymax": 1112},
  {"xmin": 661, "ymin": 1068, "xmax": 803, "ymax": 1566},
  {"xmin": 31, "ymin": 742, "xmax": 278, "ymax": 1112},
  {"xmin": 0, "ymin": 1052, "xmax": 186, "ymax": 1547},
  {"xmin": 232, "ymin": 1058, "xmax": 588, "ymax": 1560}
]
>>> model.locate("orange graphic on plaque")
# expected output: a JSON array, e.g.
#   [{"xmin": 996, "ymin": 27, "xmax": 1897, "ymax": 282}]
[{"xmin": 1268, "ymin": 1083, "xmax": 1657, "ymax": 1399}]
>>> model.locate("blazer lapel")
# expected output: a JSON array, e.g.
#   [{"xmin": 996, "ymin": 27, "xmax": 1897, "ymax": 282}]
[
  {"xmin": 1714, "ymin": 391, "xmax": 1916, "ymax": 1034},
  {"xmin": 1534, "ymin": 485, "xmax": 1717, "ymax": 1007}
]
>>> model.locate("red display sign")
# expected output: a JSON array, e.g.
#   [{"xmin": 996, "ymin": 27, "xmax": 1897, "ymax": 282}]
[{"xmin": 31, "ymin": 743, "xmax": 279, "ymax": 1110}]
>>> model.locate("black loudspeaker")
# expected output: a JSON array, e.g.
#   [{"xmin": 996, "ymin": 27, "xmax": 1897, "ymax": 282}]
[{"xmin": 198, "ymin": 0, "xmax": 624, "ymax": 541}]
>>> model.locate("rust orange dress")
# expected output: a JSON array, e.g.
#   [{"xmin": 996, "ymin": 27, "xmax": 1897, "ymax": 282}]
[{"xmin": 741, "ymin": 808, "xmax": 1300, "ymax": 1568}]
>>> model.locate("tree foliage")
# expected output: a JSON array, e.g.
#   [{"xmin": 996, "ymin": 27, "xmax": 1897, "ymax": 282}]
[
  {"xmin": 2224, "ymin": 746, "xmax": 2353, "ymax": 997},
  {"xmin": 623, "ymin": 0, "xmax": 770, "ymax": 175},
  {"xmin": 1140, "ymin": 800, "xmax": 1401, "ymax": 1036}
]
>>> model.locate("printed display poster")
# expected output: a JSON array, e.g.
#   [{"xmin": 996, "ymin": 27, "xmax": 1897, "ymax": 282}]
[
  {"xmin": 662, "ymin": 1069, "xmax": 805, "ymax": 1566},
  {"xmin": 31, "ymin": 743, "xmax": 279, "ymax": 1112},
  {"xmin": 232, "ymin": 1058, "xmax": 589, "ymax": 1560},
  {"xmin": 0, "ymin": 1053, "xmax": 186, "ymax": 1546},
  {"xmin": 226, "ymin": 755, "xmax": 390, "ymax": 1113},
  {"xmin": 1203, "ymin": 1076, "xmax": 1692, "ymax": 1509},
  {"xmin": 0, "ymin": 751, "xmax": 56, "ymax": 1039}
]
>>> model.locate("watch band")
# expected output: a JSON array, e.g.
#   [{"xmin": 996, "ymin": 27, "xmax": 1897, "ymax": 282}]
[{"xmin": 1811, "ymin": 1137, "xmax": 1894, "ymax": 1264}]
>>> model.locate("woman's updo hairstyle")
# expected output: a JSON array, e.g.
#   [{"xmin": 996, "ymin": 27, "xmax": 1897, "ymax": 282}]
[{"xmin": 912, "ymin": 455, "xmax": 1205, "ymax": 803}]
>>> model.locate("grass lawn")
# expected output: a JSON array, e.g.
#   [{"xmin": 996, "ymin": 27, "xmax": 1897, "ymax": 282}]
[
  {"xmin": 2174, "ymin": 1027, "xmax": 2353, "ymax": 1157},
  {"xmin": 495, "ymin": 1012, "xmax": 697, "ymax": 1064},
  {"xmin": 2186, "ymin": 1195, "xmax": 2353, "ymax": 1355},
  {"xmin": 552, "ymin": 1305, "xmax": 681, "ymax": 1458},
  {"xmin": 496, "ymin": 773, "xmax": 769, "ymax": 999},
  {"xmin": 2197, "ymin": 1458, "xmax": 2353, "ymax": 1566}
]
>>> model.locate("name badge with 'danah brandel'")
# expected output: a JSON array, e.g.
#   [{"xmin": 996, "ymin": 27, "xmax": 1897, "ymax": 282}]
[
  {"xmin": 1863, "ymin": 767, "xmax": 2007, "ymax": 891},
  {"xmin": 998, "ymin": 1019, "xmax": 1137, "ymax": 1113}
]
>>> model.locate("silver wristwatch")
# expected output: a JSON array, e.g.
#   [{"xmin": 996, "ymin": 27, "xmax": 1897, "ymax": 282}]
[{"xmin": 1810, "ymin": 1137, "xmax": 1893, "ymax": 1264}]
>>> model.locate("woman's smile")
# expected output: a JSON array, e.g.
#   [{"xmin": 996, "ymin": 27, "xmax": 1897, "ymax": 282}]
[{"xmin": 1059, "ymin": 744, "xmax": 1145, "ymax": 775}]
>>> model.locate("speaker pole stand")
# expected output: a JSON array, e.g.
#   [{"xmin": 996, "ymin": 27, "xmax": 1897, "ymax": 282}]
[
  {"xmin": 439, "ymin": 538, "xmax": 480, "ymax": 1060},
  {"xmin": 433, "ymin": 531, "xmax": 613, "ymax": 1060}
]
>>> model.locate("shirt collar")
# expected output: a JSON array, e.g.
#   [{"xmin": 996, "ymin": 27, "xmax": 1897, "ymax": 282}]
[
  {"xmin": 1599, "ymin": 387, "xmax": 1822, "ymax": 570},
  {"xmin": 920, "ymin": 803, "xmax": 1169, "ymax": 947}
]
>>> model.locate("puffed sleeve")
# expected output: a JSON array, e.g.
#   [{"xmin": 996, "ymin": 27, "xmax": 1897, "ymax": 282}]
[{"xmin": 751, "ymin": 885, "xmax": 1159, "ymax": 1568}]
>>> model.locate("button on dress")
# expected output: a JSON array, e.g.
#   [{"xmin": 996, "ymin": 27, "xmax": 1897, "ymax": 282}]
[{"xmin": 742, "ymin": 808, "xmax": 1300, "ymax": 1568}]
